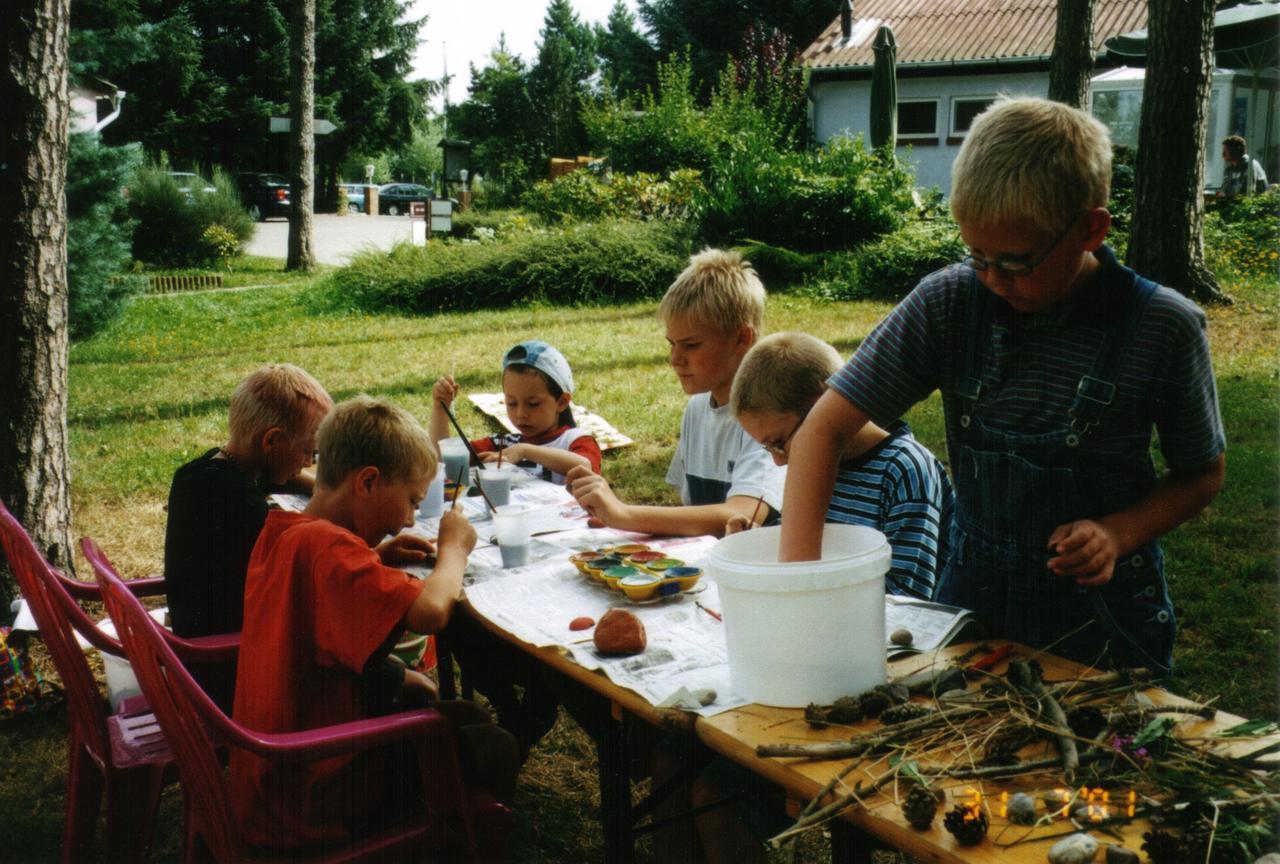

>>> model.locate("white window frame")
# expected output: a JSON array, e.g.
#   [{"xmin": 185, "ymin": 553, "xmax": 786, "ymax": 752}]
[
  {"xmin": 897, "ymin": 98, "xmax": 939, "ymax": 139},
  {"xmin": 951, "ymin": 96, "xmax": 998, "ymax": 137}
]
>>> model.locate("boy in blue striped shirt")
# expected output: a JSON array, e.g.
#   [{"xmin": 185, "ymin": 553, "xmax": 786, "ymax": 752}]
[
  {"xmin": 779, "ymin": 97, "xmax": 1225, "ymax": 677},
  {"xmin": 726, "ymin": 332, "xmax": 953, "ymax": 599}
]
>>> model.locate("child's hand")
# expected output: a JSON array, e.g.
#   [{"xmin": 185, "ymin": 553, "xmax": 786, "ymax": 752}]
[
  {"xmin": 437, "ymin": 508, "xmax": 477, "ymax": 556},
  {"xmin": 566, "ymin": 465, "xmax": 626, "ymax": 528},
  {"xmin": 376, "ymin": 532, "xmax": 436, "ymax": 566},
  {"xmin": 724, "ymin": 514, "xmax": 752, "ymax": 536},
  {"xmin": 400, "ymin": 668, "xmax": 439, "ymax": 703},
  {"xmin": 479, "ymin": 444, "xmax": 527, "ymax": 465},
  {"xmin": 432, "ymin": 375, "xmax": 459, "ymax": 407},
  {"xmin": 1047, "ymin": 519, "xmax": 1119, "ymax": 586}
]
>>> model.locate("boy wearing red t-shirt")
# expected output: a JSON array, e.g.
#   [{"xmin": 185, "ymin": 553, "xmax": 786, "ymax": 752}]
[{"xmin": 228, "ymin": 395, "xmax": 517, "ymax": 850}]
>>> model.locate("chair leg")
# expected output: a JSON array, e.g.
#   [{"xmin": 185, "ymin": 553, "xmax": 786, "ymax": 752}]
[
  {"xmin": 104, "ymin": 763, "xmax": 166, "ymax": 864},
  {"xmin": 62, "ymin": 741, "xmax": 104, "ymax": 864}
]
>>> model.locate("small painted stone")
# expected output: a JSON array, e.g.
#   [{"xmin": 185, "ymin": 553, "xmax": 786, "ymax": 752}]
[
  {"xmin": 1252, "ymin": 855, "xmax": 1280, "ymax": 864},
  {"xmin": 1047, "ymin": 832, "xmax": 1098, "ymax": 864},
  {"xmin": 693, "ymin": 688, "xmax": 717, "ymax": 706},
  {"xmin": 569, "ymin": 616, "xmax": 595, "ymax": 631},
  {"xmin": 1104, "ymin": 845, "xmax": 1140, "ymax": 864},
  {"xmin": 890, "ymin": 628, "xmax": 914, "ymax": 646},
  {"xmin": 1006, "ymin": 792, "xmax": 1036, "ymax": 825}
]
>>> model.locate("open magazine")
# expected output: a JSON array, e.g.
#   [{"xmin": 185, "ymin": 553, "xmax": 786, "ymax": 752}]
[{"xmin": 884, "ymin": 595, "xmax": 980, "ymax": 657}]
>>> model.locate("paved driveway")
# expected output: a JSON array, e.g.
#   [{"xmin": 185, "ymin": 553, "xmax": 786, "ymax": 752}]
[{"xmin": 244, "ymin": 213, "xmax": 420, "ymax": 265}]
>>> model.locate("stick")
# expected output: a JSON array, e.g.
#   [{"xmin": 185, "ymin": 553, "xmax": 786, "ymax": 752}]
[
  {"xmin": 450, "ymin": 464, "xmax": 465, "ymax": 511},
  {"xmin": 1009, "ymin": 659, "xmax": 1078, "ymax": 784}
]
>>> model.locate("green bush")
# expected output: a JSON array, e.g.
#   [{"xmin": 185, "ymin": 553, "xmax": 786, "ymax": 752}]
[
  {"xmin": 449, "ymin": 208, "xmax": 543, "ymax": 240},
  {"xmin": 697, "ymin": 136, "xmax": 917, "ymax": 252},
  {"xmin": 737, "ymin": 241, "xmax": 824, "ymax": 288},
  {"xmin": 128, "ymin": 166, "xmax": 254, "ymax": 267},
  {"xmin": 804, "ymin": 217, "xmax": 965, "ymax": 301},
  {"xmin": 1204, "ymin": 186, "xmax": 1280, "ymax": 280},
  {"xmin": 522, "ymin": 168, "xmax": 704, "ymax": 223},
  {"xmin": 324, "ymin": 219, "xmax": 693, "ymax": 314},
  {"xmin": 67, "ymin": 132, "xmax": 144, "ymax": 339}
]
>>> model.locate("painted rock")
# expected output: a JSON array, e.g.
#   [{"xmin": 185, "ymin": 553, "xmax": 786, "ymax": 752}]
[
  {"xmin": 1007, "ymin": 792, "xmax": 1036, "ymax": 825},
  {"xmin": 1104, "ymin": 845, "xmax": 1139, "ymax": 864},
  {"xmin": 890, "ymin": 628, "xmax": 914, "ymax": 646},
  {"xmin": 1047, "ymin": 832, "xmax": 1098, "ymax": 864},
  {"xmin": 569, "ymin": 616, "xmax": 595, "ymax": 631}
]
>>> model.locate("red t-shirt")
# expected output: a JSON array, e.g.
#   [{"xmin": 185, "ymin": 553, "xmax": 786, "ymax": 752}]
[
  {"xmin": 471, "ymin": 424, "xmax": 602, "ymax": 475},
  {"xmin": 228, "ymin": 510, "xmax": 423, "ymax": 849}
]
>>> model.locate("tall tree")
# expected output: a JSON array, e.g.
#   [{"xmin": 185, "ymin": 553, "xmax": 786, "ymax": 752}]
[
  {"xmin": 595, "ymin": 0, "xmax": 657, "ymax": 98},
  {"xmin": 637, "ymin": 0, "xmax": 831, "ymax": 98},
  {"xmin": 1128, "ymin": 0, "xmax": 1225, "ymax": 302},
  {"xmin": 530, "ymin": 0, "xmax": 597, "ymax": 157},
  {"xmin": 447, "ymin": 39, "xmax": 542, "ymax": 189},
  {"xmin": 1, "ymin": 0, "xmax": 75, "ymax": 593},
  {"xmin": 1048, "ymin": 0, "xmax": 1094, "ymax": 107},
  {"xmin": 288, "ymin": 0, "xmax": 316, "ymax": 271}
]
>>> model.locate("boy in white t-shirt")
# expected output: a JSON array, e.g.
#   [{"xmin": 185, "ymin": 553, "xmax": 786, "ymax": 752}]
[{"xmin": 566, "ymin": 248, "xmax": 784, "ymax": 536}]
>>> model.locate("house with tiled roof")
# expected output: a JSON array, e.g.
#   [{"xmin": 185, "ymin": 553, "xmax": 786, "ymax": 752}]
[{"xmin": 799, "ymin": 0, "xmax": 1149, "ymax": 192}]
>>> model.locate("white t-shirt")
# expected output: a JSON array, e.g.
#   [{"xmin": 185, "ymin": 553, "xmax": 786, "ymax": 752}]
[{"xmin": 665, "ymin": 393, "xmax": 786, "ymax": 512}]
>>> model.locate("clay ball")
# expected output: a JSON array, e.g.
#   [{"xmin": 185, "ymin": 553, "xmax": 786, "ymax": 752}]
[
  {"xmin": 569, "ymin": 616, "xmax": 595, "ymax": 631},
  {"xmin": 890, "ymin": 628, "xmax": 914, "ymax": 647},
  {"xmin": 593, "ymin": 608, "xmax": 647, "ymax": 655}
]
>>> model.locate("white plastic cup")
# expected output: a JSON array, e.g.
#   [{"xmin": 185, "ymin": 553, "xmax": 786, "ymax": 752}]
[
  {"xmin": 438, "ymin": 438, "xmax": 470, "ymax": 489},
  {"xmin": 477, "ymin": 463, "xmax": 516, "ymax": 508},
  {"xmin": 419, "ymin": 464, "xmax": 446, "ymax": 520},
  {"xmin": 707, "ymin": 524, "xmax": 891, "ymax": 707},
  {"xmin": 493, "ymin": 504, "xmax": 531, "ymax": 568}
]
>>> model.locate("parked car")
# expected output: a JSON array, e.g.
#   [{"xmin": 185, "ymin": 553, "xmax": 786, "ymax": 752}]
[
  {"xmin": 377, "ymin": 183, "xmax": 432, "ymax": 216},
  {"xmin": 236, "ymin": 172, "xmax": 291, "ymax": 221},
  {"xmin": 341, "ymin": 183, "xmax": 366, "ymax": 214},
  {"xmin": 167, "ymin": 171, "xmax": 216, "ymax": 201}
]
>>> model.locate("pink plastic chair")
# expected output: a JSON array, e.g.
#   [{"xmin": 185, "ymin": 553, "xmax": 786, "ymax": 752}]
[
  {"xmin": 95, "ymin": 549, "xmax": 514, "ymax": 863},
  {"xmin": 0, "ymin": 500, "xmax": 173, "ymax": 863}
]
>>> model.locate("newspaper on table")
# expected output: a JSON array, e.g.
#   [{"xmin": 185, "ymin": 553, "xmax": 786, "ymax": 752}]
[
  {"xmin": 467, "ymin": 392, "xmax": 633, "ymax": 450},
  {"xmin": 884, "ymin": 595, "xmax": 977, "ymax": 657}
]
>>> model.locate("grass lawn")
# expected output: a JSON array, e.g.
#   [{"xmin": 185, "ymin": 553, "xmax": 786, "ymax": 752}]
[{"xmin": 3, "ymin": 260, "xmax": 1275, "ymax": 862}]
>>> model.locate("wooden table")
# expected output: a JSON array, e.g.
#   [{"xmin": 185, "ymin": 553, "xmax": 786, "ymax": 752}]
[{"xmin": 697, "ymin": 642, "xmax": 1279, "ymax": 863}]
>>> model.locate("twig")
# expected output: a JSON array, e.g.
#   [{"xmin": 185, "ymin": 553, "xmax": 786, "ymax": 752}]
[
  {"xmin": 1009, "ymin": 659, "xmax": 1078, "ymax": 784},
  {"xmin": 756, "ymin": 706, "xmax": 983, "ymax": 759}
]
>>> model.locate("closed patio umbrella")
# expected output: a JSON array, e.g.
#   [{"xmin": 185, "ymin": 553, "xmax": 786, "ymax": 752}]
[{"xmin": 870, "ymin": 25, "xmax": 898, "ymax": 153}]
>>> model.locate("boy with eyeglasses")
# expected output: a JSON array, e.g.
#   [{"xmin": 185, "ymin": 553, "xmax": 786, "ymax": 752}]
[
  {"xmin": 779, "ymin": 97, "xmax": 1225, "ymax": 676},
  {"xmin": 726, "ymin": 332, "xmax": 952, "ymax": 599}
]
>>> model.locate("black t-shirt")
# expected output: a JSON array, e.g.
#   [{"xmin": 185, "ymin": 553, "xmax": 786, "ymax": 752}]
[{"xmin": 163, "ymin": 448, "xmax": 268, "ymax": 638}]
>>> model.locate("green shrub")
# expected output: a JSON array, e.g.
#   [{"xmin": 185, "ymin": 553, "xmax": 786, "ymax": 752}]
[
  {"xmin": 737, "ymin": 242, "xmax": 824, "ymax": 288},
  {"xmin": 1204, "ymin": 186, "xmax": 1280, "ymax": 280},
  {"xmin": 522, "ymin": 168, "xmax": 704, "ymax": 223},
  {"xmin": 697, "ymin": 136, "xmax": 917, "ymax": 252},
  {"xmin": 67, "ymin": 132, "xmax": 144, "ymax": 339},
  {"xmin": 128, "ymin": 166, "xmax": 254, "ymax": 267},
  {"xmin": 449, "ymin": 208, "xmax": 543, "ymax": 240},
  {"xmin": 804, "ymin": 217, "xmax": 965, "ymax": 301},
  {"xmin": 324, "ymin": 219, "xmax": 693, "ymax": 314}
]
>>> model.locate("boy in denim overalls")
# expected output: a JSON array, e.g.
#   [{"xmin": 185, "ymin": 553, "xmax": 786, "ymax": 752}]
[{"xmin": 778, "ymin": 98, "xmax": 1225, "ymax": 676}]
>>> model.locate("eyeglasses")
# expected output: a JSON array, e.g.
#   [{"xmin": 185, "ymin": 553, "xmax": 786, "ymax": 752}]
[
  {"xmin": 762, "ymin": 415, "xmax": 805, "ymax": 458},
  {"xmin": 962, "ymin": 215, "xmax": 1079, "ymax": 277}
]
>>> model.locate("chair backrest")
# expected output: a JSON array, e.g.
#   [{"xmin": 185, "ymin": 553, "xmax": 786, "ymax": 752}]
[
  {"xmin": 0, "ymin": 500, "xmax": 112, "ymax": 760},
  {"xmin": 95, "ymin": 561, "xmax": 245, "ymax": 862}
]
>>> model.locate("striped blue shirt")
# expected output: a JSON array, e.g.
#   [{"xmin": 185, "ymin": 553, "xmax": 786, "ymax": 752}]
[
  {"xmin": 829, "ymin": 247, "xmax": 1225, "ymax": 518},
  {"xmin": 828, "ymin": 424, "xmax": 953, "ymax": 600}
]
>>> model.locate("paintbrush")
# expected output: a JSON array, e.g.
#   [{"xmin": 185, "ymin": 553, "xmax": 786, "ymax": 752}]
[
  {"xmin": 438, "ymin": 398, "xmax": 485, "ymax": 466},
  {"xmin": 748, "ymin": 493, "xmax": 765, "ymax": 529},
  {"xmin": 450, "ymin": 464, "xmax": 465, "ymax": 511}
]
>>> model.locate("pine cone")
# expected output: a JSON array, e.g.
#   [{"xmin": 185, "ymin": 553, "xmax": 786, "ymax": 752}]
[
  {"xmin": 981, "ymin": 725, "xmax": 1040, "ymax": 766},
  {"xmin": 1067, "ymin": 705, "xmax": 1106, "ymax": 739},
  {"xmin": 804, "ymin": 696, "xmax": 863, "ymax": 727},
  {"xmin": 901, "ymin": 783, "xmax": 941, "ymax": 830},
  {"xmin": 855, "ymin": 688, "xmax": 893, "ymax": 719},
  {"xmin": 1141, "ymin": 829, "xmax": 1185, "ymax": 864},
  {"xmin": 943, "ymin": 803, "xmax": 988, "ymax": 846},
  {"xmin": 880, "ymin": 702, "xmax": 933, "ymax": 726}
]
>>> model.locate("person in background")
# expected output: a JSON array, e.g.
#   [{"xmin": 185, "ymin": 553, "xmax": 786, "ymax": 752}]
[
  {"xmin": 1217, "ymin": 134, "xmax": 1268, "ymax": 198},
  {"xmin": 229, "ymin": 395, "xmax": 516, "ymax": 851},
  {"xmin": 566, "ymin": 248, "xmax": 784, "ymax": 537},
  {"xmin": 779, "ymin": 97, "xmax": 1224, "ymax": 678}
]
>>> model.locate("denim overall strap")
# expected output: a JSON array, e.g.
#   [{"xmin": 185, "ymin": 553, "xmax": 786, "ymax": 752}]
[
  {"xmin": 1065, "ymin": 275, "xmax": 1159, "ymax": 448},
  {"xmin": 955, "ymin": 270, "xmax": 988, "ymax": 429}
]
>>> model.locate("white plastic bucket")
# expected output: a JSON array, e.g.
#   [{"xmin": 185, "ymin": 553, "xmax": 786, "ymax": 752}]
[{"xmin": 707, "ymin": 524, "xmax": 890, "ymax": 707}]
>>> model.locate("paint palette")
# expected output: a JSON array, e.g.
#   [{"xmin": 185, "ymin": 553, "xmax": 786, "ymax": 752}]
[{"xmin": 566, "ymin": 546, "xmax": 702, "ymax": 602}]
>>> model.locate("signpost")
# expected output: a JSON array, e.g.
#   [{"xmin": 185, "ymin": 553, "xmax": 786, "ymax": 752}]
[{"xmin": 409, "ymin": 200, "xmax": 427, "ymax": 246}]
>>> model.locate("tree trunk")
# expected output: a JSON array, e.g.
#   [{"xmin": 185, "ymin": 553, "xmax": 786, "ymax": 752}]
[
  {"xmin": 1048, "ymin": 0, "xmax": 1094, "ymax": 108},
  {"xmin": 1128, "ymin": 0, "xmax": 1227, "ymax": 303},
  {"xmin": 0, "ymin": 0, "xmax": 74, "ymax": 595},
  {"xmin": 286, "ymin": 0, "xmax": 316, "ymax": 271}
]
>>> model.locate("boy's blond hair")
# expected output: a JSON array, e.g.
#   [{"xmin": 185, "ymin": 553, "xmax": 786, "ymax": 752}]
[
  {"xmin": 658, "ymin": 248, "xmax": 765, "ymax": 336},
  {"xmin": 228, "ymin": 364, "xmax": 332, "ymax": 449},
  {"xmin": 315, "ymin": 395, "xmax": 436, "ymax": 489},
  {"xmin": 951, "ymin": 97, "xmax": 1112, "ymax": 235},
  {"xmin": 730, "ymin": 332, "xmax": 843, "ymax": 418}
]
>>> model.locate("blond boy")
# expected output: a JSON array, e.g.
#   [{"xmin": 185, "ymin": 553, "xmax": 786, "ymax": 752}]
[
  {"xmin": 567, "ymin": 249, "xmax": 784, "ymax": 536},
  {"xmin": 229, "ymin": 395, "xmax": 515, "ymax": 849},
  {"xmin": 780, "ymin": 98, "xmax": 1225, "ymax": 675},
  {"xmin": 165, "ymin": 363, "xmax": 333, "ymax": 639}
]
